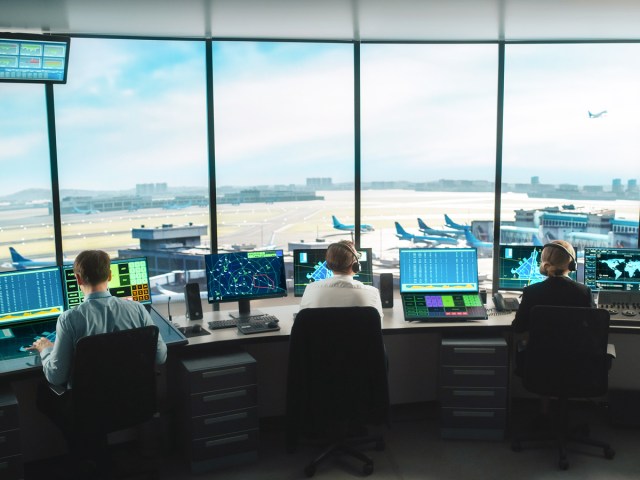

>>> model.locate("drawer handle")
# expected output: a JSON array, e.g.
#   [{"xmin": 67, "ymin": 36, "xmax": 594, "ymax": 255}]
[
  {"xmin": 205, "ymin": 433, "xmax": 249, "ymax": 448},
  {"xmin": 204, "ymin": 412, "xmax": 248, "ymax": 425},
  {"xmin": 202, "ymin": 366, "xmax": 246, "ymax": 379},
  {"xmin": 453, "ymin": 369, "xmax": 495, "ymax": 376},
  {"xmin": 453, "ymin": 411, "xmax": 495, "ymax": 418},
  {"xmin": 453, "ymin": 390, "xmax": 495, "ymax": 397},
  {"xmin": 453, "ymin": 347, "xmax": 496, "ymax": 354},
  {"xmin": 203, "ymin": 390, "xmax": 247, "ymax": 403}
]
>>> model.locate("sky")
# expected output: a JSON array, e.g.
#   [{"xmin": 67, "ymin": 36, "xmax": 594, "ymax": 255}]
[{"xmin": 1, "ymin": 39, "xmax": 640, "ymax": 196}]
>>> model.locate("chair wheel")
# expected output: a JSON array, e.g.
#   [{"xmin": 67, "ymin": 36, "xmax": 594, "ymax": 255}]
[
  {"xmin": 363, "ymin": 462, "xmax": 374, "ymax": 476},
  {"xmin": 511, "ymin": 440, "xmax": 522, "ymax": 452},
  {"xmin": 304, "ymin": 464, "xmax": 316, "ymax": 478},
  {"xmin": 604, "ymin": 447, "xmax": 615, "ymax": 459},
  {"xmin": 559, "ymin": 457, "xmax": 569, "ymax": 470},
  {"xmin": 375, "ymin": 439, "xmax": 385, "ymax": 451}
]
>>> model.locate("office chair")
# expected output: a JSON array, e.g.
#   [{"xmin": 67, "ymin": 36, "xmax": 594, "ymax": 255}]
[
  {"xmin": 53, "ymin": 325, "xmax": 160, "ymax": 478},
  {"xmin": 286, "ymin": 306, "xmax": 389, "ymax": 478},
  {"xmin": 511, "ymin": 305, "xmax": 615, "ymax": 470}
]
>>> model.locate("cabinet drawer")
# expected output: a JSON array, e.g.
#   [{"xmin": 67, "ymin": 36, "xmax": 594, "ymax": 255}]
[
  {"xmin": 441, "ymin": 407, "xmax": 506, "ymax": 429},
  {"xmin": 441, "ymin": 338, "xmax": 507, "ymax": 366},
  {"xmin": 440, "ymin": 366, "xmax": 507, "ymax": 388},
  {"xmin": 0, "ymin": 403, "xmax": 18, "ymax": 433},
  {"xmin": 192, "ymin": 407, "xmax": 258, "ymax": 439},
  {"xmin": 191, "ymin": 429, "xmax": 259, "ymax": 461},
  {"xmin": 0, "ymin": 429, "xmax": 20, "ymax": 458},
  {"xmin": 440, "ymin": 387, "xmax": 507, "ymax": 408},
  {"xmin": 183, "ymin": 359, "xmax": 257, "ymax": 394},
  {"xmin": 190, "ymin": 385, "xmax": 258, "ymax": 417},
  {"xmin": 0, "ymin": 454, "xmax": 23, "ymax": 480}
]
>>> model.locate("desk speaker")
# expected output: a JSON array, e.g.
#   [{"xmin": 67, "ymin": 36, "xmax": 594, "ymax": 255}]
[
  {"xmin": 380, "ymin": 273, "xmax": 394, "ymax": 308},
  {"xmin": 184, "ymin": 282, "xmax": 203, "ymax": 320}
]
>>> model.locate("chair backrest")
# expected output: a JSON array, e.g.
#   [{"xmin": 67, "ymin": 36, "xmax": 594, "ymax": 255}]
[
  {"xmin": 71, "ymin": 325, "xmax": 159, "ymax": 435},
  {"xmin": 523, "ymin": 305, "xmax": 610, "ymax": 398},
  {"xmin": 286, "ymin": 306, "xmax": 389, "ymax": 440}
]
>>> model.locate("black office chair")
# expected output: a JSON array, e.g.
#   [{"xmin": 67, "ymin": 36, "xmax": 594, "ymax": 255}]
[
  {"xmin": 286, "ymin": 306, "xmax": 389, "ymax": 477},
  {"xmin": 511, "ymin": 305, "xmax": 615, "ymax": 470},
  {"xmin": 53, "ymin": 325, "xmax": 160, "ymax": 478}
]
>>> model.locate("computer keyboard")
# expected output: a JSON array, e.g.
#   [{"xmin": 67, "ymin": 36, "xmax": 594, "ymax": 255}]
[
  {"xmin": 208, "ymin": 318, "xmax": 239, "ymax": 330},
  {"xmin": 237, "ymin": 315, "xmax": 280, "ymax": 335}
]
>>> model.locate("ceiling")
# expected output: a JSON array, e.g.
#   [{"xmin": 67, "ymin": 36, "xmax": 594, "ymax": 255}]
[{"xmin": 2, "ymin": 0, "xmax": 640, "ymax": 42}]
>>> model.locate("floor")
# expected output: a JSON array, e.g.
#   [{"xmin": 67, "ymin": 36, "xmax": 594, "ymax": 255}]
[{"xmin": 26, "ymin": 400, "xmax": 640, "ymax": 480}]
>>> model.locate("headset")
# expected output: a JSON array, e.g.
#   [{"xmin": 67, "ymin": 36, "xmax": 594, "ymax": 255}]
[
  {"xmin": 333, "ymin": 241, "xmax": 361, "ymax": 274},
  {"xmin": 543, "ymin": 242, "xmax": 577, "ymax": 272}
]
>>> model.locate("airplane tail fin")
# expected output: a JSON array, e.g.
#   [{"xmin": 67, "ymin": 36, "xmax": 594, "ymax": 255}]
[
  {"xmin": 9, "ymin": 247, "xmax": 29, "ymax": 263},
  {"xmin": 417, "ymin": 218, "xmax": 428, "ymax": 231},
  {"xmin": 463, "ymin": 228, "xmax": 479, "ymax": 246},
  {"xmin": 395, "ymin": 222, "xmax": 408, "ymax": 236},
  {"xmin": 332, "ymin": 215, "xmax": 341, "ymax": 228},
  {"xmin": 532, "ymin": 234, "xmax": 544, "ymax": 247}
]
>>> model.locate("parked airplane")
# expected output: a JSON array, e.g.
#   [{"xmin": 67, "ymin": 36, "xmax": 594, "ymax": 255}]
[
  {"xmin": 443, "ymin": 214, "xmax": 468, "ymax": 231},
  {"xmin": 9, "ymin": 247, "xmax": 57, "ymax": 269},
  {"xmin": 417, "ymin": 218, "xmax": 461, "ymax": 238},
  {"xmin": 332, "ymin": 215, "xmax": 374, "ymax": 232},
  {"xmin": 163, "ymin": 201, "xmax": 192, "ymax": 210},
  {"xmin": 588, "ymin": 110, "xmax": 607, "ymax": 118},
  {"xmin": 499, "ymin": 225, "xmax": 544, "ymax": 245},
  {"xmin": 395, "ymin": 222, "xmax": 458, "ymax": 246},
  {"xmin": 73, "ymin": 206, "xmax": 100, "ymax": 214},
  {"xmin": 463, "ymin": 228, "xmax": 493, "ymax": 249}
]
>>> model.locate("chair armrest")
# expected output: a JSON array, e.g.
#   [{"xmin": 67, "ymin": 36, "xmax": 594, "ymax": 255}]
[{"xmin": 607, "ymin": 343, "xmax": 616, "ymax": 359}]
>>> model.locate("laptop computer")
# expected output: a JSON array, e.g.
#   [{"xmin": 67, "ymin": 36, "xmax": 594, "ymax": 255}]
[{"xmin": 399, "ymin": 247, "xmax": 487, "ymax": 321}]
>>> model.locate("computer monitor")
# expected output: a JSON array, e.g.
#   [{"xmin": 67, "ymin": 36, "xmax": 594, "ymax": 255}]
[
  {"xmin": 0, "ymin": 32, "xmax": 70, "ymax": 84},
  {"xmin": 399, "ymin": 247, "xmax": 479, "ymax": 293},
  {"xmin": 0, "ymin": 266, "xmax": 65, "ymax": 327},
  {"xmin": 205, "ymin": 250, "xmax": 287, "ymax": 319},
  {"xmin": 62, "ymin": 257, "xmax": 152, "ymax": 309},
  {"xmin": 584, "ymin": 247, "xmax": 640, "ymax": 292},
  {"xmin": 497, "ymin": 244, "xmax": 576, "ymax": 291},
  {"xmin": 292, "ymin": 247, "xmax": 374, "ymax": 297}
]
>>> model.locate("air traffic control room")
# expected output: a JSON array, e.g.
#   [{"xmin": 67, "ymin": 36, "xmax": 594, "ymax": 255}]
[{"xmin": 1, "ymin": 1, "xmax": 640, "ymax": 478}]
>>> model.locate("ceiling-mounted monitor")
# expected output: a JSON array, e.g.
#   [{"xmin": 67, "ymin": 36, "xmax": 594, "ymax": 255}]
[{"xmin": 0, "ymin": 32, "xmax": 70, "ymax": 84}]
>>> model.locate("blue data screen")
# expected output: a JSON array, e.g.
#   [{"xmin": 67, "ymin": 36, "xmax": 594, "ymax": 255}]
[{"xmin": 399, "ymin": 248, "xmax": 478, "ymax": 293}]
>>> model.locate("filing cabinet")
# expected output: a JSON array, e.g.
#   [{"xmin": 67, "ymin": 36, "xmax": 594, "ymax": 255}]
[
  {"xmin": 0, "ymin": 387, "xmax": 22, "ymax": 480},
  {"xmin": 439, "ymin": 336, "xmax": 508, "ymax": 440},
  {"xmin": 178, "ymin": 351, "xmax": 258, "ymax": 473}
]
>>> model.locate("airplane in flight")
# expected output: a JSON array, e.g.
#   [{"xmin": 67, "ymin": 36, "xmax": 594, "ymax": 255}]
[
  {"xmin": 8, "ymin": 247, "xmax": 57, "ymax": 269},
  {"xmin": 332, "ymin": 215, "xmax": 374, "ymax": 232},
  {"xmin": 417, "ymin": 218, "xmax": 462, "ymax": 238},
  {"xmin": 443, "ymin": 214, "xmax": 468, "ymax": 231},
  {"xmin": 463, "ymin": 228, "xmax": 493, "ymax": 249},
  {"xmin": 588, "ymin": 110, "xmax": 607, "ymax": 118},
  {"xmin": 395, "ymin": 222, "xmax": 458, "ymax": 246}
]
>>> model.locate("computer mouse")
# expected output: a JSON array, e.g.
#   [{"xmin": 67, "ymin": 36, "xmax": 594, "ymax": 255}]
[
  {"xmin": 267, "ymin": 321, "xmax": 279, "ymax": 329},
  {"xmin": 191, "ymin": 324, "xmax": 202, "ymax": 333}
]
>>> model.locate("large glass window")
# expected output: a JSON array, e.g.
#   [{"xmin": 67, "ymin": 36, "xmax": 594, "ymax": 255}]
[
  {"xmin": 212, "ymin": 42, "xmax": 354, "ymax": 254},
  {"xmin": 502, "ymin": 44, "xmax": 640, "ymax": 263},
  {"xmin": 360, "ymin": 44, "xmax": 499, "ymax": 285},
  {"xmin": 54, "ymin": 39, "xmax": 209, "ymax": 286},
  {"xmin": 0, "ymin": 84, "xmax": 55, "ymax": 270}
]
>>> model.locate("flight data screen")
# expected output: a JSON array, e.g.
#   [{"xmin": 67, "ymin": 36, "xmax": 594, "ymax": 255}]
[
  {"xmin": 63, "ymin": 257, "xmax": 152, "ymax": 309},
  {"xmin": 0, "ymin": 266, "xmax": 64, "ymax": 327},
  {"xmin": 399, "ymin": 248, "xmax": 479, "ymax": 293},
  {"xmin": 205, "ymin": 250, "xmax": 287, "ymax": 303},
  {"xmin": 584, "ymin": 247, "xmax": 640, "ymax": 291},
  {"xmin": 292, "ymin": 248, "xmax": 373, "ymax": 297},
  {"xmin": 0, "ymin": 35, "xmax": 69, "ymax": 83}
]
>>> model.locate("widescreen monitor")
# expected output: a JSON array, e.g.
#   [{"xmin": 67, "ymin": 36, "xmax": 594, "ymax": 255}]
[
  {"xmin": 498, "ymin": 244, "xmax": 577, "ymax": 291},
  {"xmin": 0, "ymin": 32, "xmax": 70, "ymax": 84},
  {"xmin": 399, "ymin": 248, "xmax": 479, "ymax": 294},
  {"xmin": 62, "ymin": 257, "xmax": 152, "ymax": 309},
  {"xmin": 0, "ymin": 266, "xmax": 64, "ymax": 328},
  {"xmin": 584, "ymin": 247, "xmax": 640, "ymax": 292},
  {"xmin": 292, "ymin": 247, "xmax": 373, "ymax": 297},
  {"xmin": 205, "ymin": 250, "xmax": 287, "ymax": 318}
]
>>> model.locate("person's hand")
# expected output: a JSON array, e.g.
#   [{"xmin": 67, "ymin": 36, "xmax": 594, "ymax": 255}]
[{"xmin": 26, "ymin": 337, "xmax": 54, "ymax": 353}]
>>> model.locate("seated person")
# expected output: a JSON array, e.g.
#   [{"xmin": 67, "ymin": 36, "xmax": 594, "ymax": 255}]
[
  {"xmin": 28, "ymin": 250, "xmax": 167, "ymax": 456},
  {"xmin": 512, "ymin": 240, "xmax": 593, "ymax": 378},
  {"xmin": 299, "ymin": 240, "xmax": 383, "ymax": 319}
]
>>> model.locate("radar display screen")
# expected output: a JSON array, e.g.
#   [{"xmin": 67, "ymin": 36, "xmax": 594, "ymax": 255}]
[
  {"xmin": 584, "ymin": 247, "xmax": 640, "ymax": 291},
  {"xmin": 205, "ymin": 250, "xmax": 287, "ymax": 303},
  {"xmin": 498, "ymin": 245, "xmax": 577, "ymax": 291},
  {"xmin": 292, "ymin": 248, "xmax": 373, "ymax": 297}
]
